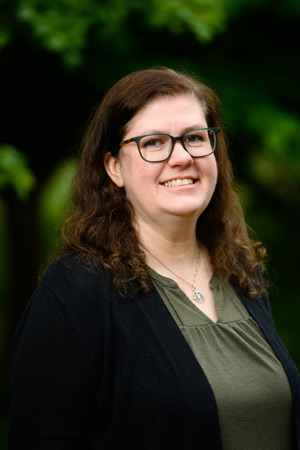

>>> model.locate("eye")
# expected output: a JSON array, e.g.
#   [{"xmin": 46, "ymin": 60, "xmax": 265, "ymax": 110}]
[
  {"xmin": 144, "ymin": 139, "xmax": 161, "ymax": 147},
  {"xmin": 140, "ymin": 135, "xmax": 167, "ymax": 150},
  {"xmin": 186, "ymin": 134, "xmax": 203, "ymax": 142},
  {"xmin": 184, "ymin": 130, "xmax": 208, "ymax": 146}
]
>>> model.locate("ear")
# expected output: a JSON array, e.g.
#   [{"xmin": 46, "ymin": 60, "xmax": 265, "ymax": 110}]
[{"xmin": 103, "ymin": 152, "xmax": 125, "ymax": 187}]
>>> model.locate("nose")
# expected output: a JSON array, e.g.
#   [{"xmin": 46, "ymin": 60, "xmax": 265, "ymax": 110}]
[{"xmin": 167, "ymin": 139, "xmax": 193, "ymax": 166}]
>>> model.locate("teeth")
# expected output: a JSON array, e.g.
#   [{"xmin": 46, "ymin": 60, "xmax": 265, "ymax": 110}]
[{"xmin": 162, "ymin": 178, "xmax": 194, "ymax": 187}]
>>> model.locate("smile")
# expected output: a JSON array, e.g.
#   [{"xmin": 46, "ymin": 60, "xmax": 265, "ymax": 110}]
[{"xmin": 161, "ymin": 178, "xmax": 195, "ymax": 187}]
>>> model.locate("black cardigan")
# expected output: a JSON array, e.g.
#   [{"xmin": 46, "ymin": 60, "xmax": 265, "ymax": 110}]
[{"xmin": 9, "ymin": 256, "xmax": 300, "ymax": 449}]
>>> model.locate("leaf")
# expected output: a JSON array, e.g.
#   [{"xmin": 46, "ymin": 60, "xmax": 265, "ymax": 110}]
[
  {"xmin": 38, "ymin": 157, "xmax": 76, "ymax": 257},
  {"xmin": 0, "ymin": 145, "xmax": 36, "ymax": 199}
]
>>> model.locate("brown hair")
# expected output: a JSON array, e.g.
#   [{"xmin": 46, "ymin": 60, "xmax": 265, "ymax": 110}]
[{"xmin": 62, "ymin": 67, "xmax": 265, "ymax": 296}]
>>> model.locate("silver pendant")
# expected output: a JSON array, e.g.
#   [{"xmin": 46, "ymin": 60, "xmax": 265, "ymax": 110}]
[{"xmin": 193, "ymin": 287, "xmax": 205, "ymax": 304}]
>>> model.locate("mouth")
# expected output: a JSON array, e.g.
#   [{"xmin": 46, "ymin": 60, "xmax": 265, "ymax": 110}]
[{"xmin": 161, "ymin": 178, "xmax": 196, "ymax": 187}]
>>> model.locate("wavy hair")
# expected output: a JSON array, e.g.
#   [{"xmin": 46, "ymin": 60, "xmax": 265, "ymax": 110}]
[{"xmin": 61, "ymin": 67, "xmax": 266, "ymax": 296}]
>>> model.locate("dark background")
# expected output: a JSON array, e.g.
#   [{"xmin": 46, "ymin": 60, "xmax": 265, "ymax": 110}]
[{"xmin": 1, "ymin": 0, "xmax": 299, "ymax": 446}]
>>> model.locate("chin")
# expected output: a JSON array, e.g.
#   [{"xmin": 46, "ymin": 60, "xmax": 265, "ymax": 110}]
[{"xmin": 166, "ymin": 206, "xmax": 205, "ymax": 218}]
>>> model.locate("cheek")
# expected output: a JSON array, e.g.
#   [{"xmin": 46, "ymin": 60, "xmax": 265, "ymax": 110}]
[
  {"xmin": 200, "ymin": 155, "xmax": 218, "ymax": 182},
  {"xmin": 119, "ymin": 150, "xmax": 166, "ymax": 201},
  {"xmin": 118, "ymin": 152, "xmax": 136, "ymax": 186},
  {"xmin": 119, "ymin": 154, "xmax": 148, "ymax": 200}
]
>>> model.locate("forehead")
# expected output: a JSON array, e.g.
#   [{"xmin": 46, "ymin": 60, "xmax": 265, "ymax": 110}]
[{"xmin": 125, "ymin": 95, "xmax": 207, "ymax": 135}]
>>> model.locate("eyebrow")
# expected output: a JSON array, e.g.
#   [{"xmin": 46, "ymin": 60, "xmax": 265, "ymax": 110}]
[{"xmin": 134, "ymin": 125, "xmax": 209, "ymax": 136}]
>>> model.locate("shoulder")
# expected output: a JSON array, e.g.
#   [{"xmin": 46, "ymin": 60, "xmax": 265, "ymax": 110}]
[
  {"xmin": 39, "ymin": 254, "xmax": 113, "ymax": 305},
  {"xmin": 13, "ymin": 255, "xmax": 114, "ymax": 366},
  {"xmin": 232, "ymin": 268, "xmax": 274, "ymax": 325},
  {"xmin": 25, "ymin": 254, "xmax": 115, "ymax": 332},
  {"xmin": 43, "ymin": 254, "xmax": 110, "ymax": 288}
]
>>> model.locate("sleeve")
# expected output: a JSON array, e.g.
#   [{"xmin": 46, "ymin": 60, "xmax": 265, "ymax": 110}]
[{"xmin": 8, "ymin": 260, "xmax": 106, "ymax": 450}]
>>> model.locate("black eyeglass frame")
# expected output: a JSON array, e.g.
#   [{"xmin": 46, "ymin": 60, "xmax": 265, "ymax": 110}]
[{"xmin": 119, "ymin": 127, "xmax": 221, "ymax": 162}]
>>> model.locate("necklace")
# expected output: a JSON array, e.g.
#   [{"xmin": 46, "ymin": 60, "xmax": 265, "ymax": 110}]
[{"xmin": 146, "ymin": 248, "xmax": 205, "ymax": 304}]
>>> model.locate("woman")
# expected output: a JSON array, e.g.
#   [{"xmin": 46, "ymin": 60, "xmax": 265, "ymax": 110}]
[{"xmin": 9, "ymin": 67, "xmax": 300, "ymax": 449}]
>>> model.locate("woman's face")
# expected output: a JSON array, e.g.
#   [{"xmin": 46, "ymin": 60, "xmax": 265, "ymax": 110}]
[{"xmin": 105, "ymin": 95, "xmax": 218, "ymax": 231}]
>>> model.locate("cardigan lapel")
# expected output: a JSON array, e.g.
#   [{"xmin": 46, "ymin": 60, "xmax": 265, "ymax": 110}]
[{"xmin": 138, "ymin": 287, "xmax": 223, "ymax": 448}]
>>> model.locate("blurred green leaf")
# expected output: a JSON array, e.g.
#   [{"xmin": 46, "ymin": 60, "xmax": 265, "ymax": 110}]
[
  {"xmin": 38, "ymin": 158, "xmax": 76, "ymax": 259},
  {"xmin": 0, "ymin": 0, "xmax": 13, "ymax": 48},
  {"xmin": 0, "ymin": 26, "xmax": 12, "ymax": 48},
  {"xmin": 247, "ymin": 106, "xmax": 300, "ymax": 162},
  {"xmin": 149, "ymin": 0, "xmax": 226, "ymax": 41},
  {"xmin": 12, "ymin": 0, "xmax": 230, "ymax": 66},
  {"xmin": 246, "ymin": 106, "xmax": 300, "ymax": 202},
  {"xmin": 0, "ymin": 145, "xmax": 36, "ymax": 199},
  {"xmin": 15, "ymin": 0, "xmax": 130, "ymax": 67}
]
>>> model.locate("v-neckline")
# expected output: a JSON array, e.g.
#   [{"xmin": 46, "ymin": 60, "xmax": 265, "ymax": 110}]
[{"xmin": 148, "ymin": 265, "xmax": 221, "ymax": 324}]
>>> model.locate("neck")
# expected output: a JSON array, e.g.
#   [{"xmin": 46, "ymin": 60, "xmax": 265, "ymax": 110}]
[
  {"xmin": 138, "ymin": 219, "xmax": 198, "ymax": 257},
  {"xmin": 137, "ymin": 207, "xmax": 199, "ymax": 244},
  {"xmin": 136, "ymin": 217, "xmax": 201, "ymax": 279}
]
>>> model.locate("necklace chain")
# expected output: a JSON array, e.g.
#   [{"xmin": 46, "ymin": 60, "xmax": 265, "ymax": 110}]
[{"xmin": 146, "ymin": 248, "xmax": 205, "ymax": 304}]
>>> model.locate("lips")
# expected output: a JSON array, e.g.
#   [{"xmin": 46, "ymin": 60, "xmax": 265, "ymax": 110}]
[{"xmin": 161, "ymin": 178, "xmax": 196, "ymax": 187}]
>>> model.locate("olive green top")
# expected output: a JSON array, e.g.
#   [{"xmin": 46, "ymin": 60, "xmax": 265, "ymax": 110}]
[{"xmin": 149, "ymin": 268, "xmax": 294, "ymax": 450}]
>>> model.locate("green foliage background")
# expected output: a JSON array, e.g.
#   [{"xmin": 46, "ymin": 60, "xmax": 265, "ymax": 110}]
[{"xmin": 1, "ymin": 0, "xmax": 299, "ymax": 446}]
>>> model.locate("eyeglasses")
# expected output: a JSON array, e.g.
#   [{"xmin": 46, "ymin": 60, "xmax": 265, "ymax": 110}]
[{"xmin": 119, "ymin": 127, "xmax": 220, "ymax": 162}]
